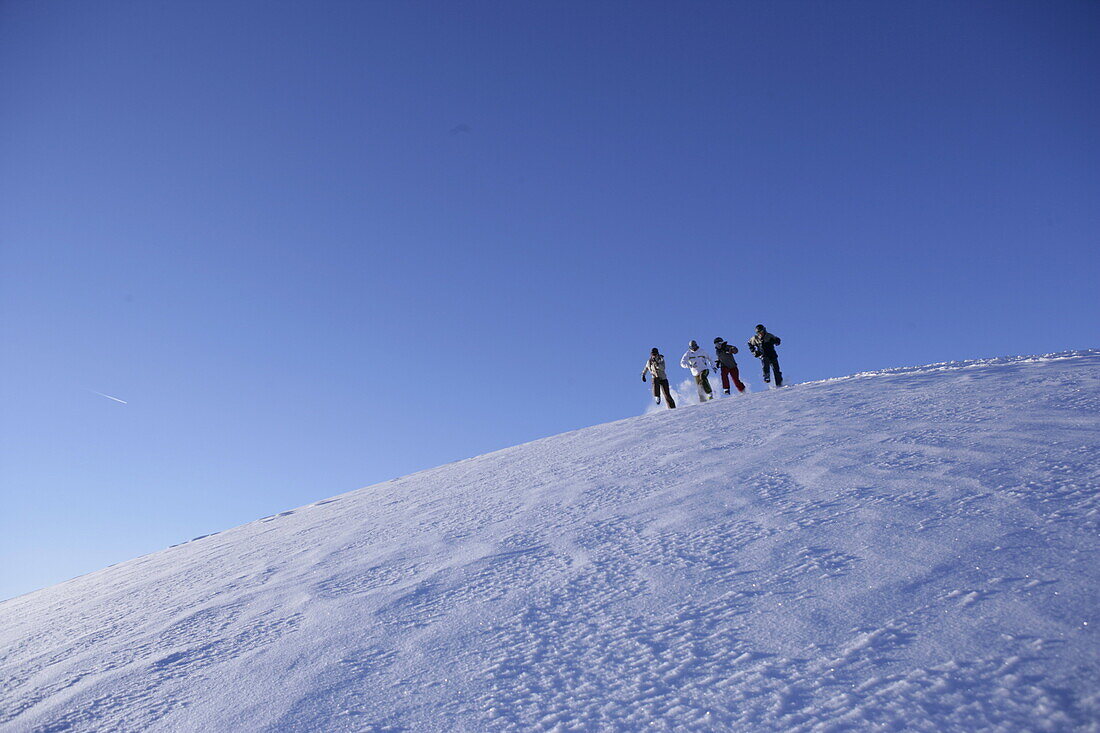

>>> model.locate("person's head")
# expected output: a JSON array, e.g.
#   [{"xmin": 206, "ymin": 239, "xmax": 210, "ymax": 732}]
[
  {"xmin": 689, "ymin": 340, "xmax": 698, "ymax": 350},
  {"xmin": 651, "ymin": 347, "xmax": 659, "ymax": 356},
  {"xmin": 714, "ymin": 337, "xmax": 725, "ymax": 347},
  {"xmin": 755, "ymin": 324, "xmax": 765, "ymax": 333}
]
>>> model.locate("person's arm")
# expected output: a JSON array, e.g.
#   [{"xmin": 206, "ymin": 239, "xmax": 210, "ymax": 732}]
[{"xmin": 680, "ymin": 352, "xmax": 691, "ymax": 369}]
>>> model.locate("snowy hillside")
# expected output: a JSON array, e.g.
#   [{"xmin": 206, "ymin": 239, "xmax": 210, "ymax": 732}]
[{"xmin": 2, "ymin": 351, "xmax": 1098, "ymax": 731}]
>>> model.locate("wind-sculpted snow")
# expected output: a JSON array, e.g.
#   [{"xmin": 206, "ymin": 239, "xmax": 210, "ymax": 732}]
[{"xmin": 2, "ymin": 351, "xmax": 1098, "ymax": 731}]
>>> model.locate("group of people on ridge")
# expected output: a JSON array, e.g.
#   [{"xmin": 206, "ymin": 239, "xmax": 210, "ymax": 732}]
[{"xmin": 641, "ymin": 324, "xmax": 783, "ymax": 409}]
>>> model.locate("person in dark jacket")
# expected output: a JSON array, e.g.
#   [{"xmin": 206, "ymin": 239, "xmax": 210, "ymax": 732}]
[
  {"xmin": 747, "ymin": 324, "xmax": 783, "ymax": 387},
  {"xmin": 713, "ymin": 337, "xmax": 746, "ymax": 395},
  {"xmin": 641, "ymin": 348, "xmax": 676, "ymax": 408}
]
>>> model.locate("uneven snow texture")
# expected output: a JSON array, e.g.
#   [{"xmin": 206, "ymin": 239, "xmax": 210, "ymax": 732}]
[{"xmin": 2, "ymin": 351, "xmax": 1099, "ymax": 732}]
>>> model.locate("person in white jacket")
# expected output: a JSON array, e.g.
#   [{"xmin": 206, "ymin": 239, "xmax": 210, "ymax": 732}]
[{"xmin": 680, "ymin": 340, "xmax": 715, "ymax": 402}]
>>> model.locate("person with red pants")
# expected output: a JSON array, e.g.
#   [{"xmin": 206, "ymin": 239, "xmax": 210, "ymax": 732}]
[{"xmin": 713, "ymin": 337, "xmax": 746, "ymax": 395}]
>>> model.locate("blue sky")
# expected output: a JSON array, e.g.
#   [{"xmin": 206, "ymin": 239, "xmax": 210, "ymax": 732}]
[{"xmin": 2, "ymin": 0, "xmax": 1097, "ymax": 600}]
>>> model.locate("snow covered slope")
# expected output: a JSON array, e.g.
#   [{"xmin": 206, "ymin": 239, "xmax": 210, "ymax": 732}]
[{"xmin": 2, "ymin": 351, "xmax": 1098, "ymax": 732}]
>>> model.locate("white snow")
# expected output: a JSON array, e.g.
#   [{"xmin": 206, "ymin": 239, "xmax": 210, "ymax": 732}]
[{"xmin": 2, "ymin": 350, "xmax": 1098, "ymax": 731}]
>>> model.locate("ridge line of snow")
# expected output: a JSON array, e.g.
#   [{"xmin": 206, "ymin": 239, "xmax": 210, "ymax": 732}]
[{"xmin": 800, "ymin": 348, "xmax": 1099, "ymax": 387}]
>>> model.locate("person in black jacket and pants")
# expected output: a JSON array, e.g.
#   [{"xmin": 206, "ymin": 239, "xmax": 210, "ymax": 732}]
[{"xmin": 747, "ymin": 324, "xmax": 783, "ymax": 387}]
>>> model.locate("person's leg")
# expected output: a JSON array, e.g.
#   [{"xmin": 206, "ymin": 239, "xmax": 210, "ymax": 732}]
[
  {"xmin": 720, "ymin": 366, "xmax": 731, "ymax": 393},
  {"xmin": 701, "ymin": 369, "xmax": 713, "ymax": 396},
  {"xmin": 731, "ymin": 364, "xmax": 746, "ymax": 392},
  {"xmin": 772, "ymin": 358, "xmax": 783, "ymax": 387},
  {"xmin": 660, "ymin": 379, "xmax": 676, "ymax": 408},
  {"xmin": 652, "ymin": 378, "xmax": 661, "ymax": 402},
  {"xmin": 761, "ymin": 359, "xmax": 771, "ymax": 383}
]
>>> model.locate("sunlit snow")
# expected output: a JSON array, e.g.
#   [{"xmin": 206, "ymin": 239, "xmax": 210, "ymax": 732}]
[{"xmin": 2, "ymin": 351, "xmax": 1098, "ymax": 730}]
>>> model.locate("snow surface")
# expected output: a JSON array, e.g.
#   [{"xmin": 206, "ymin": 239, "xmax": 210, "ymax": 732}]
[{"xmin": 2, "ymin": 351, "xmax": 1099, "ymax": 732}]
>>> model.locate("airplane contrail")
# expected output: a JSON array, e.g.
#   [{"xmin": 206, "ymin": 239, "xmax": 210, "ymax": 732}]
[{"xmin": 91, "ymin": 390, "xmax": 128, "ymax": 404}]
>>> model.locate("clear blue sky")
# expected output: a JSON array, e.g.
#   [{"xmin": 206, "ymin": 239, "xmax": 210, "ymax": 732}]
[{"xmin": 2, "ymin": 1, "xmax": 1097, "ymax": 601}]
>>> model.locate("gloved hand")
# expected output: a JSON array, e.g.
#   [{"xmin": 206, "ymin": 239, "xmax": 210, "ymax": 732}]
[{"xmin": 642, "ymin": 374, "xmax": 647, "ymax": 382}]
